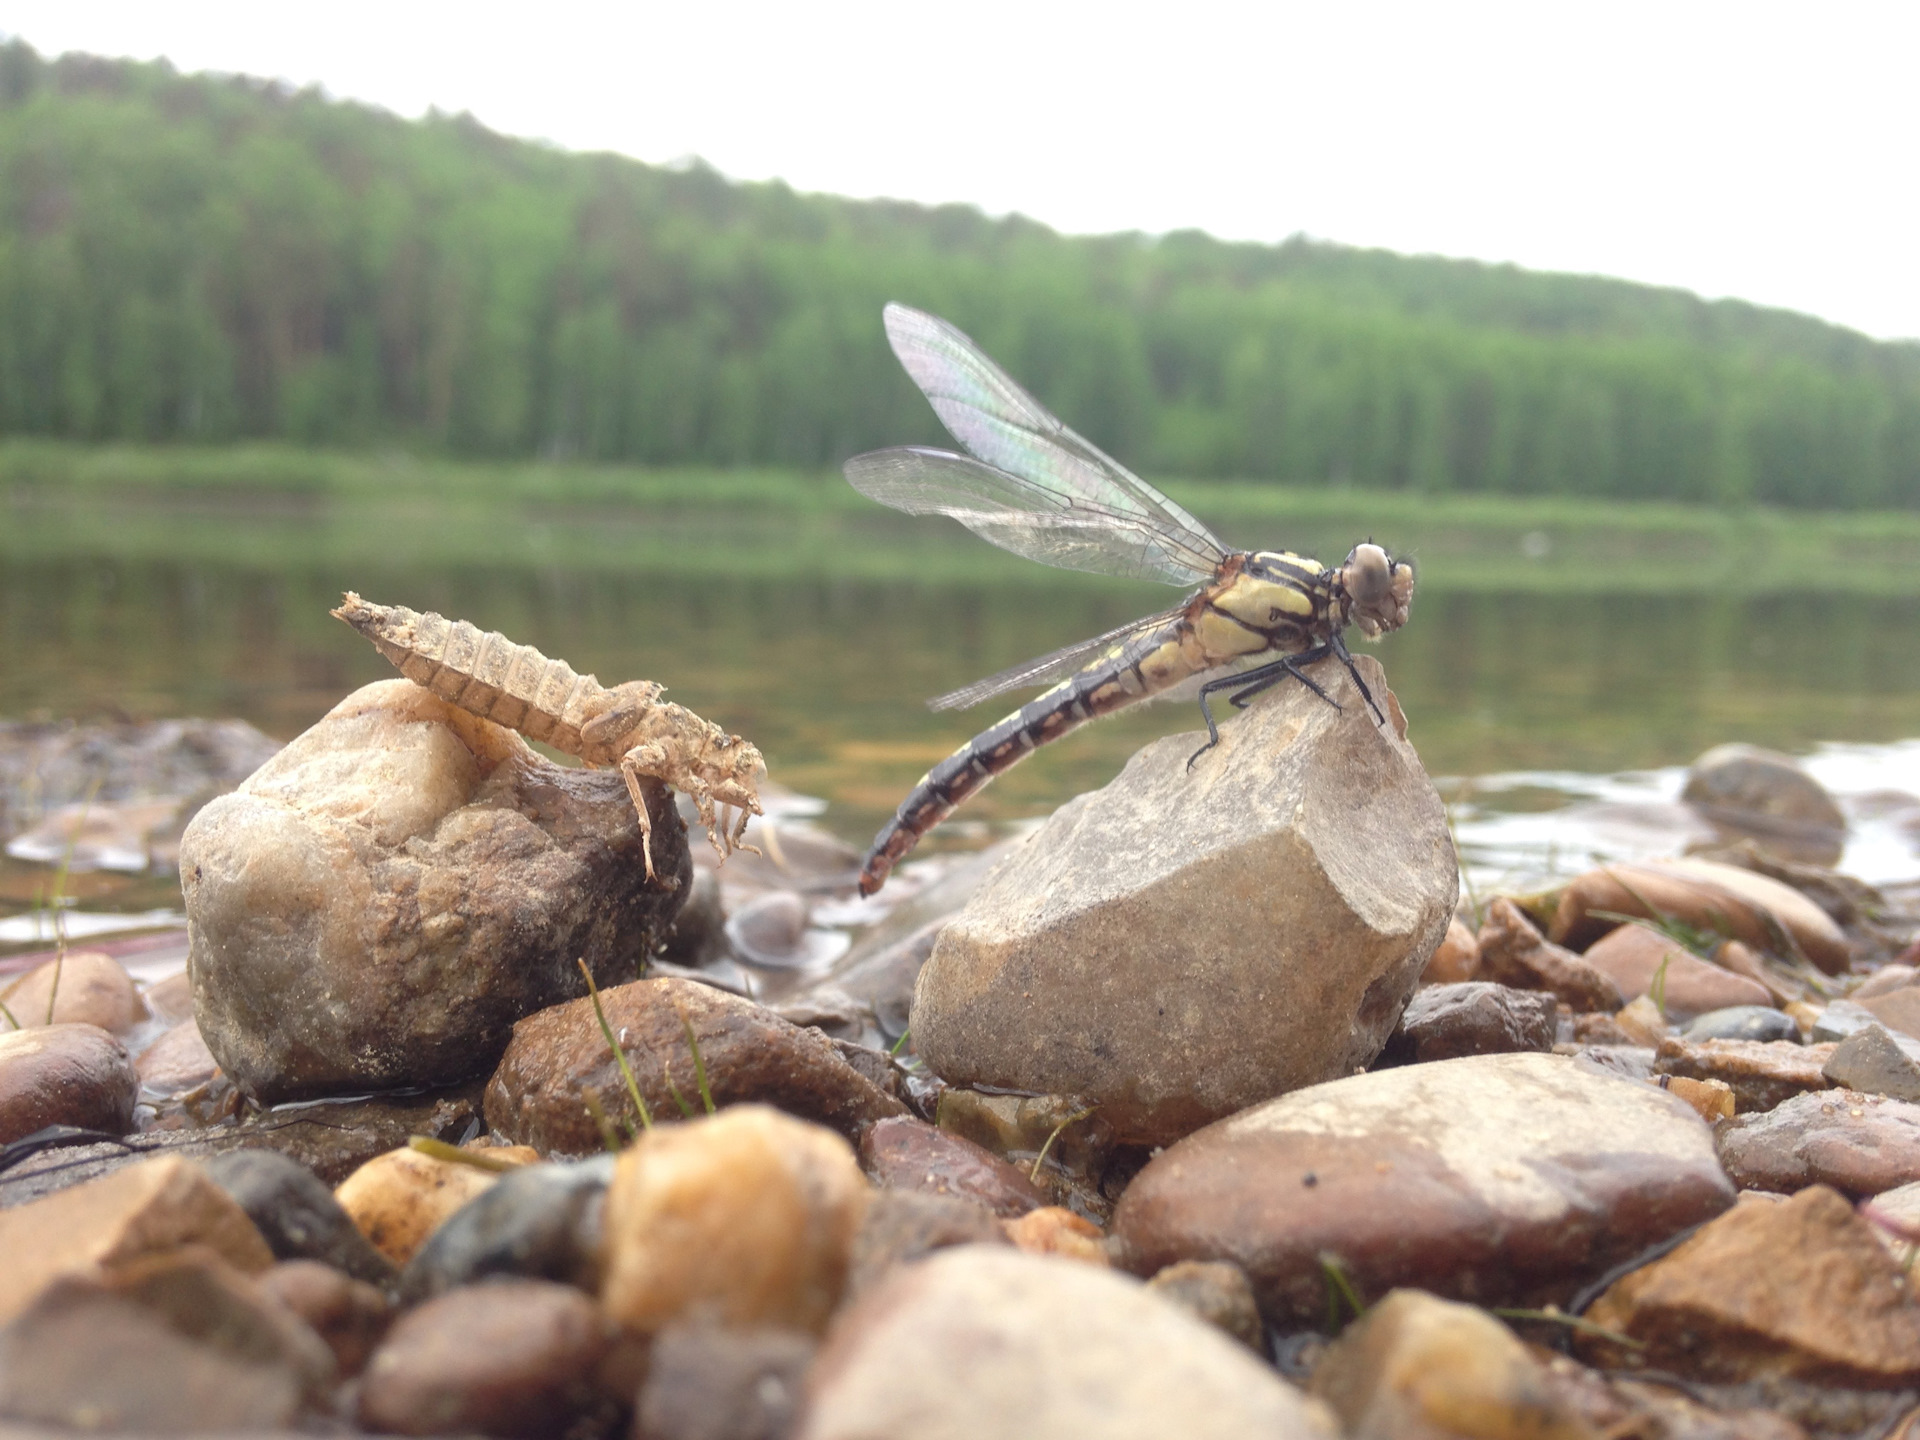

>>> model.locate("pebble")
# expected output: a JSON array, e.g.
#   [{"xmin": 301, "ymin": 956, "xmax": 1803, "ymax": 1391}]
[
  {"xmin": 0, "ymin": 950, "xmax": 149, "ymax": 1034},
  {"xmin": 1607, "ymin": 994, "xmax": 1671, "ymax": 1047},
  {"xmin": 399, "ymin": 1154, "xmax": 616, "ymax": 1303},
  {"xmin": 1549, "ymin": 857, "xmax": 1851, "ymax": 975},
  {"xmin": 1860, "ymin": 986, "xmax": 1920, "ymax": 1042},
  {"xmin": 1861, "ymin": 1180, "xmax": 1920, "ymax": 1250},
  {"xmin": 0, "ymin": 1155, "xmax": 273, "ymax": 1326},
  {"xmin": 1110, "ymin": 1052, "xmax": 1732, "ymax": 1327},
  {"xmin": 847, "ymin": 1189, "xmax": 1007, "ymax": 1298},
  {"xmin": 358, "ymin": 1279, "xmax": 619, "ymax": 1438},
  {"xmin": 180, "ymin": 679, "xmax": 685, "ymax": 1103},
  {"xmin": 133, "ymin": 1019, "xmax": 221, "ymax": 1094},
  {"xmin": 1684, "ymin": 1004, "xmax": 1802, "ymax": 1044},
  {"xmin": 601, "ymin": 1105, "xmax": 871, "ymax": 1335},
  {"xmin": 1378, "ymin": 981, "xmax": 1557, "ymax": 1064},
  {"xmin": 1859, "ymin": 965, "xmax": 1920, "ymax": 1000},
  {"xmin": 0, "ymin": 1022, "xmax": 139, "ymax": 1144},
  {"xmin": 0, "ymin": 1248, "xmax": 335, "ymax": 1433},
  {"xmin": 1824, "ymin": 1024, "xmax": 1920, "ymax": 1103},
  {"xmin": 1653, "ymin": 1035, "xmax": 1838, "ymax": 1112},
  {"xmin": 484, "ymin": 976, "xmax": 905, "ymax": 1155},
  {"xmin": 799, "ymin": 1246, "xmax": 1332, "ymax": 1439},
  {"xmin": 1476, "ymin": 897, "xmax": 1623, "ymax": 1013},
  {"xmin": 910, "ymin": 656, "xmax": 1456, "ymax": 1146},
  {"xmin": 257, "ymin": 1258, "xmax": 391, "ymax": 1376},
  {"xmin": 857, "ymin": 1114, "xmax": 1046, "ymax": 1217},
  {"xmin": 1420, "ymin": 916, "xmax": 1481, "ymax": 984},
  {"xmin": 202, "ymin": 1148, "xmax": 397, "ymax": 1286},
  {"xmin": 1581, "ymin": 1184, "xmax": 1920, "ymax": 1387},
  {"xmin": 1580, "ymin": 921, "xmax": 1773, "ymax": 1018},
  {"xmin": 1144, "ymin": 1259, "xmax": 1263, "ymax": 1351},
  {"xmin": 1813, "ymin": 998, "xmax": 1883, "ymax": 1043},
  {"xmin": 637, "ymin": 1322, "xmax": 816, "ymax": 1440},
  {"xmin": 142, "ymin": 969, "xmax": 196, "ymax": 1025},
  {"xmin": 1717, "ymin": 1089, "xmax": 1920, "ymax": 1197},
  {"xmin": 1309, "ymin": 1287, "xmax": 1589, "ymax": 1440},
  {"xmin": 1656, "ymin": 1074, "xmax": 1738, "ymax": 1121},
  {"xmin": 1004, "ymin": 1206, "xmax": 1108, "ymax": 1265},
  {"xmin": 726, "ymin": 889, "xmax": 841, "ymax": 968},
  {"xmin": 334, "ymin": 1143, "xmax": 537, "ymax": 1268},
  {"xmin": 1681, "ymin": 742, "xmax": 1847, "ymax": 866}
]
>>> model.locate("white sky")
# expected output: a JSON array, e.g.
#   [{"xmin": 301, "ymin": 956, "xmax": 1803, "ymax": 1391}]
[{"xmin": 3, "ymin": 1, "xmax": 1916, "ymax": 340}]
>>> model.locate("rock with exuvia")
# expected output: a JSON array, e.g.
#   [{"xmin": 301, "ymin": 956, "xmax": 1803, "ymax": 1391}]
[
  {"xmin": 180, "ymin": 679, "xmax": 691, "ymax": 1103},
  {"xmin": 910, "ymin": 655, "xmax": 1456, "ymax": 1147}
]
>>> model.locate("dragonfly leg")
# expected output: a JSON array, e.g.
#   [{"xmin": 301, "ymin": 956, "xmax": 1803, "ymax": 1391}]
[
  {"xmin": 1186, "ymin": 646, "xmax": 1340, "ymax": 771},
  {"xmin": 1328, "ymin": 632, "xmax": 1388, "ymax": 726}
]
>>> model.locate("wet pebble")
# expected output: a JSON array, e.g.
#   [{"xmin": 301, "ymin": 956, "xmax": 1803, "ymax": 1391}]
[
  {"xmin": 0, "ymin": 1022, "xmax": 139, "ymax": 1143},
  {"xmin": 637, "ymin": 1322, "xmax": 816, "ymax": 1440},
  {"xmin": 799, "ymin": 1246, "xmax": 1331, "ymax": 1439},
  {"xmin": 1476, "ymin": 897, "xmax": 1623, "ymax": 1013},
  {"xmin": 1144, "ymin": 1259, "xmax": 1263, "ymax": 1351},
  {"xmin": 1111, "ymin": 1052, "xmax": 1733, "ymax": 1327},
  {"xmin": 1823, "ymin": 1023, "xmax": 1920, "ymax": 1102},
  {"xmin": 601, "ymin": 1105, "xmax": 870, "ymax": 1336},
  {"xmin": 1653, "ymin": 1035, "xmax": 1838, "ymax": 1113},
  {"xmin": 0, "ymin": 1249, "xmax": 335, "ymax": 1433},
  {"xmin": 1378, "ymin": 980, "xmax": 1557, "ymax": 1064},
  {"xmin": 911, "ymin": 658, "xmax": 1456, "ymax": 1146},
  {"xmin": 1309, "ymin": 1287, "xmax": 1588, "ymax": 1440},
  {"xmin": 399, "ymin": 1154, "xmax": 615, "ymax": 1303},
  {"xmin": 1581, "ymin": 921, "xmax": 1773, "ymax": 1018},
  {"xmin": 1420, "ymin": 916, "xmax": 1481, "ymax": 984},
  {"xmin": 1581, "ymin": 1184, "xmax": 1920, "ymax": 1388},
  {"xmin": 181, "ymin": 679, "xmax": 685, "ymax": 1103},
  {"xmin": 857, "ymin": 1113, "xmax": 1046, "ymax": 1217},
  {"xmin": 0, "ymin": 950, "xmax": 149, "ymax": 1035},
  {"xmin": 358, "ymin": 1279, "xmax": 619, "ymax": 1438},
  {"xmin": 133, "ymin": 1018, "xmax": 221, "ymax": 1094},
  {"xmin": 202, "ymin": 1148, "xmax": 397, "ymax": 1286},
  {"xmin": 257, "ymin": 1258, "xmax": 391, "ymax": 1376},
  {"xmin": 847, "ymin": 1189, "xmax": 1007, "ymax": 1298},
  {"xmin": 1718, "ymin": 1088, "xmax": 1920, "ymax": 1197},
  {"xmin": 335, "ymin": 1143, "xmax": 537, "ymax": 1268},
  {"xmin": 1684, "ymin": 1004, "xmax": 1802, "ymax": 1044},
  {"xmin": 484, "ymin": 976, "xmax": 905, "ymax": 1155}
]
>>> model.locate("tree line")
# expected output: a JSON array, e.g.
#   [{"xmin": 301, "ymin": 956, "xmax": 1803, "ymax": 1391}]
[{"xmin": 3, "ymin": 39, "xmax": 1918, "ymax": 509}]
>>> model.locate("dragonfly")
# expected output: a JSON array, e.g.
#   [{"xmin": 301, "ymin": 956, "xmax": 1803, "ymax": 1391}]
[{"xmin": 845, "ymin": 303, "xmax": 1415, "ymax": 896}]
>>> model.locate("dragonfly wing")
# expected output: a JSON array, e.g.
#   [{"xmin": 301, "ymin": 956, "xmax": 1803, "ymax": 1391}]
[
  {"xmin": 846, "ymin": 447, "xmax": 1217, "ymax": 585},
  {"xmin": 928, "ymin": 604, "xmax": 1190, "ymax": 712},
  {"xmin": 880, "ymin": 304, "xmax": 1228, "ymax": 580}
]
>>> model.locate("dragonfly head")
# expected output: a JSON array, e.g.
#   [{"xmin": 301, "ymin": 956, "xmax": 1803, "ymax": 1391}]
[{"xmin": 1338, "ymin": 543, "xmax": 1414, "ymax": 638}]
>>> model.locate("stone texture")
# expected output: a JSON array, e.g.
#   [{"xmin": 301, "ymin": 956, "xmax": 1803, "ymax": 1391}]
[
  {"xmin": 799, "ymin": 1246, "xmax": 1332, "ymax": 1439},
  {"xmin": 399, "ymin": 1154, "xmax": 614, "ymax": 1303},
  {"xmin": 1309, "ymin": 1288, "xmax": 1592, "ymax": 1440},
  {"xmin": 485, "ymin": 977, "xmax": 905, "ymax": 1155},
  {"xmin": 637, "ymin": 1323, "xmax": 816, "ymax": 1440},
  {"xmin": 134, "ymin": 1019, "xmax": 220, "ymax": 1095},
  {"xmin": 334, "ymin": 1143, "xmax": 533, "ymax": 1267},
  {"xmin": 1581, "ymin": 922, "xmax": 1773, "ymax": 1019},
  {"xmin": 1581, "ymin": 1185, "xmax": 1920, "ymax": 1387},
  {"xmin": 847, "ymin": 1189, "xmax": 1007, "ymax": 1298},
  {"xmin": 1111, "ymin": 1052, "xmax": 1733, "ymax": 1327},
  {"xmin": 1683, "ymin": 1005, "xmax": 1801, "ymax": 1044},
  {"xmin": 0, "ymin": 1022, "xmax": 139, "ymax": 1143},
  {"xmin": 857, "ymin": 1114, "xmax": 1046, "ymax": 1217},
  {"xmin": 0, "ymin": 951, "xmax": 148, "ymax": 1035},
  {"xmin": 601, "ymin": 1105, "xmax": 871, "ymax": 1336},
  {"xmin": 1421, "ymin": 916, "xmax": 1481, "ymax": 985},
  {"xmin": 1653, "ymin": 1036, "xmax": 1837, "ymax": 1113},
  {"xmin": 1477, "ymin": 897, "xmax": 1623, "ymax": 1013},
  {"xmin": 1682, "ymin": 742, "xmax": 1847, "ymax": 866},
  {"xmin": 1378, "ymin": 981, "xmax": 1557, "ymax": 1065},
  {"xmin": 257, "ymin": 1258, "xmax": 391, "ymax": 1376},
  {"xmin": 1549, "ymin": 858, "xmax": 1850, "ymax": 975},
  {"xmin": 0, "ymin": 1248, "xmax": 335, "ymax": 1433},
  {"xmin": 1145, "ymin": 1259, "xmax": 1264, "ymax": 1351},
  {"xmin": 358, "ymin": 1279, "xmax": 618, "ymax": 1438},
  {"xmin": 180, "ymin": 679, "xmax": 689, "ymax": 1103},
  {"xmin": 1824, "ymin": 1024, "xmax": 1920, "ymax": 1102},
  {"xmin": 1717, "ymin": 1089, "xmax": 1920, "ymax": 1197},
  {"xmin": 0, "ymin": 1154, "xmax": 272, "ymax": 1325},
  {"xmin": 202, "ymin": 1148, "xmax": 396, "ymax": 1286},
  {"xmin": 911, "ymin": 656, "xmax": 1455, "ymax": 1146}
]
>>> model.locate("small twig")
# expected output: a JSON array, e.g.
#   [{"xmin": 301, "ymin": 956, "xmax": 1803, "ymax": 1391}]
[
  {"xmin": 577, "ymin": 958, "xmax": 652, "ymax": 1133},
  {"xmin": 407, "ymin": 1135, "xmax": 521, "ymax": 1172},
  {"xmin": 0, "ymin": 996, "xmax": 18, "ymax": 1032},
  {"xmin": 888, "ymin": 1027, "xmax": 912, "ymax": 1058},
  {"xmin": 1029, "ymin": 1105, "xmax": 1096, "ymax": 1184}
]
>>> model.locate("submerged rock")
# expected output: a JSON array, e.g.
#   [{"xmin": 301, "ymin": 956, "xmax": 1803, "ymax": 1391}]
[
  {"xmin": 799, "ymin": 1246, "xmax": 1332, "ymax": 1439},
  {"xmin": 181, "ymin": 679, "xmax": 688, "ymax": 1103},
  {"xmin": 0, "ymin": 1023, "xmax": 139, "ymax": 1144},
  {"xmin": 1110, "ymin": 1052, "xmax": 1732, "ymax": 1326},
  {"xmin": 911, "ymin": 655, "xmax": 1455, "ymax": 1146}
]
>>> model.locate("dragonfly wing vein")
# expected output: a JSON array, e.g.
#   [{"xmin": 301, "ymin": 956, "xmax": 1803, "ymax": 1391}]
[{"xmin": 928, "ymin": 604, "xmax": 1192, "ymax": 712}]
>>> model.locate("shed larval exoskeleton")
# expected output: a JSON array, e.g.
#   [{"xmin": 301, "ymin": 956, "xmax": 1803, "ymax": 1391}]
[{"xmin": 333, "ymin": 593, "xmax": 765, "ymax": 881}]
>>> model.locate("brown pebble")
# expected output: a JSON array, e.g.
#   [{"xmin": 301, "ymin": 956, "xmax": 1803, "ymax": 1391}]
[
  {"xmin": 858, "ymin": 1114, "xmax": 1046, "ymax": 1217},
  {"xmin": 257, "ymin": 1259, "xmax": 390, "ymax": 1377},
  {"xmin": 0, "ymin": 1022, "xmax": 140, "ymax": 1144},
  {"xmin": 1477, "ymin": 898, "xmax": 1623, "ymax": 1012},
  {"xmin": 1145, "ymin": 1260, "xmax": 1263, "ymax": 1351},
  {"xmin": 1420, "ymin": 917, "xmax": 1480, "ymax": 985},
  {"xmin": 0, "ymin": 951, "xmax": 149, "ymax": 1035}
]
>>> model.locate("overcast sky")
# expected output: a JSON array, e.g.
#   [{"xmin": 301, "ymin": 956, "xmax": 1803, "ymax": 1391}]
[{"xmin": 4, "ymin": 1, "xmax": 1916, "ymax": 340}]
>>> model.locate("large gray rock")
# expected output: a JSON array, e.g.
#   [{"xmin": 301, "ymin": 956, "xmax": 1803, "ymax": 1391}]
[
  {"xmin": 180, "ymin": 680, "xmax": 688, "ymax": 1103},
  {"xmin": 911, "ymin": 655, "xmax": 1455, "ymax": 1145}
]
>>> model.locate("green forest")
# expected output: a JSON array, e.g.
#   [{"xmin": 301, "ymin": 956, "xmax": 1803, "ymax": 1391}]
[{"xmin": 2, "ymin": 40, "xmax": 1918, "ymax": 510}]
